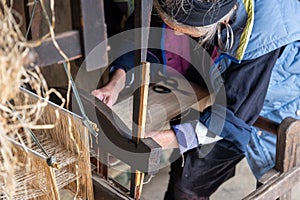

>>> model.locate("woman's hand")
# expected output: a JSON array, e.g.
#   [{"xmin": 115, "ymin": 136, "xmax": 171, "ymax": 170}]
[
  {"xmin": 91, "ymin": 84, "xmax": 120, "ymax": 108},
  {"xmin": 91, "ymin": 69, "xmax": 126, "ymax": 108},
  {"xmin": 145, "ymin": 129, "xmax": 178, "ymax": 149}
]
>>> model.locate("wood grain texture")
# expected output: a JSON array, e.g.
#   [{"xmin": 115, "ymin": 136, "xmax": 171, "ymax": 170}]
[
  {"xmin": 32, "ymin": 30, "xmax": 82, "ymax": 66},
  {"xmin": 243, "ymin": 117, "xmax": 300, "ymax": 200},
  {"xmin": 80, "ymin": 0, "xmax": 108, "ymax": 71},
  {"xmin": 112, "ymin": 76, "xmax": 210, "ymax": 132},
  {"xmin": 276, "ymin": 117, "xmax": 300, "ymax": 172},
  {"xmin": 243, "ymin": 165, "xmax": 300, "ymax": 200}
]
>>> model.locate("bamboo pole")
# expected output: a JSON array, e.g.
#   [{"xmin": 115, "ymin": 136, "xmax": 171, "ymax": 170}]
[{"xmin": 133, "ymin": 62, "xmax": 150, "ymax": 199}]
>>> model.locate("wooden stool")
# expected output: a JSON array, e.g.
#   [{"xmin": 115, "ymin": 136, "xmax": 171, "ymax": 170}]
[{"xmin": 244, "ymin": 117, "xmax": 300, "ymax": 200}]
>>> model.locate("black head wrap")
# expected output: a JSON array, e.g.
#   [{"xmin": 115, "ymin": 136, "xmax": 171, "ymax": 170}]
[{"xmin": 157, "ymin": 0, "xmax": 237, "ymax": 26}]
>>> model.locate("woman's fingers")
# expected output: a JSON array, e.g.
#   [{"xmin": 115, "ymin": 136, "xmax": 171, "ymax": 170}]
[
  {"xmin": 92, "ymin": 89, "xmax": 106, "ymax": 102},
  {"xmin": 103, "ymin": 96, "xmax": 113, "ymax": 107},
  {"xmin": 91, "ymin": 89, "xmax": 115, "ymax": 108}
]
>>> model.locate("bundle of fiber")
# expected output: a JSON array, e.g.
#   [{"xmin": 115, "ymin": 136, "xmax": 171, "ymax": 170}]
[
  {"xmin": 0, "ymin": 0, "xmax": 93, "ymax": 199},
  {"xmin": 0, "ymin": 90, "xmax": 94, "ymax": 200},
  {"xmin": 0, "ymin": 0, "xmax": 51, "ymax": 197}
]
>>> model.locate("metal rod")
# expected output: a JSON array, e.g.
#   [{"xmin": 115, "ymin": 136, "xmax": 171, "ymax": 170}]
[
  {"xmin": 7, "ymin": 101, "xmax": 49, "ymax": 157},
  {"xmin": 6, "ymin": 100, "xmax": 60, "ymax": 169},
  {"xmin": 7, "ymin": 136, "xmax": 60, "ymax": 169},
  {"xmin": 63, "ymin": 62, "xmax": 98, "ymax": 137},
  {"xmin": 7, "ymin": 136, "xmax": 47, "ymax": 160}
]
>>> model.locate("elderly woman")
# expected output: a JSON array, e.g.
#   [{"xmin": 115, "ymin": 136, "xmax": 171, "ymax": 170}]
[{"xmin": 93, "ymin": 0, "xmax": 300, "ymax": 199}]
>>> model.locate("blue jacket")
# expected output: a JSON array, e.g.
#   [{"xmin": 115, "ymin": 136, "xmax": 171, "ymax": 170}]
[
  {"xmin": 225, "ymin": 0, "xmax": 300, "ymax": 179},
  {"xmin": 246, "ymin": 41, "xmax": 300, "ymax": 179}
]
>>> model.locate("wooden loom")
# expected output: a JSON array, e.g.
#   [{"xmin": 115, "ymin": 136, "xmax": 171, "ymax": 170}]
[
  {"xmin": 0, "ymin": 89, "xmax": 93, "ymax": 200},
  {"xmin": 6, "ymin": 0, "xmax": 300, "ymax": 199},
  {"xmin": 7, "ymin": 0, "xmax": 163, "ymax": 199}
]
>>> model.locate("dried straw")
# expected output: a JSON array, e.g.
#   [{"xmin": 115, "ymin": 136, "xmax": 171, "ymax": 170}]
[
  {"xmin": 0, "ymin": 0, "xmax": 93, "ymax": 199},
  {"xmin": 0, "ymin": 0, "xmax": 53, "ymax": 197}
]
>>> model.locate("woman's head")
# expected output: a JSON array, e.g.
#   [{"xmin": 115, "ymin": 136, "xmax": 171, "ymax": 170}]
[{"xmin": 154, "ymin": 0, "xmax": 237, "ymax": 45}]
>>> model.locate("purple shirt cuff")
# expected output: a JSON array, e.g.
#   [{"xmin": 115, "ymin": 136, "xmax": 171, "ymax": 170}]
[{"xmin": 172, "ymin": 123, "xmax": 198, "ymax": 154}]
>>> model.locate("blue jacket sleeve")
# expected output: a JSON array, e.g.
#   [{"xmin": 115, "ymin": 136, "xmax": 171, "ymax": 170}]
[{"xmin": 172, "ymin": 104, "xmax": 251, "ymax": 154}]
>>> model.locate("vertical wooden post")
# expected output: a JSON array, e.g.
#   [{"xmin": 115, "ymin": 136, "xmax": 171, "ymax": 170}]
[
  {"xmin": 243, "ymin": 117, "xmax": 300, "ymax": 200},
  {"xmin": 275, "ymin": 117, "xmax": 300, "ymax": 200},
  {"xmin": 130, "ymin": 0, "xmax": 144, "ymax": 199},
  {"xmin": 80, "ymin": 0, "xmax": 108, "ymax": 71},
  {"xmin": 131, "ymin": 62, "xmax": 150, "ymax": 199},
  {"xmin": 132, "ymin": 62, "xmax": 150, "ymax": 143}
]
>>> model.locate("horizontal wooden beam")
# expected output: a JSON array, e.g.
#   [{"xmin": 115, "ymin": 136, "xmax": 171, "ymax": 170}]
[
  {"xmin": 257, "ymin": 168, "xmax": 280, "ymax": 187},
  {"xmin": 32, "ymin": 30, "xmax": 82, "ymax": 67},
  {"xmin": 253, "ymin": 116, "xmax": 279, "ymax": 135},
  {"xmin": 243, "ymin": 165, "xmax": 300, "ymax": 200}
]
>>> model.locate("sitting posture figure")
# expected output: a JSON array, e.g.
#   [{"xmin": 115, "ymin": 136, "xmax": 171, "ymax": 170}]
[{"xmin": 93, "ymin": 0, "xmax": 300, "ymax": 199}]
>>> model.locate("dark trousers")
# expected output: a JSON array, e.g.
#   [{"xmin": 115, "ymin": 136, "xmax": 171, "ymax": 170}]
[
  {"xmin": 165, "ymin": 48, "xmax": 282, "ymax": 199},
  {"xmin": 164, "ymin": 141, "xmax": 244, "ymax": 199}
]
